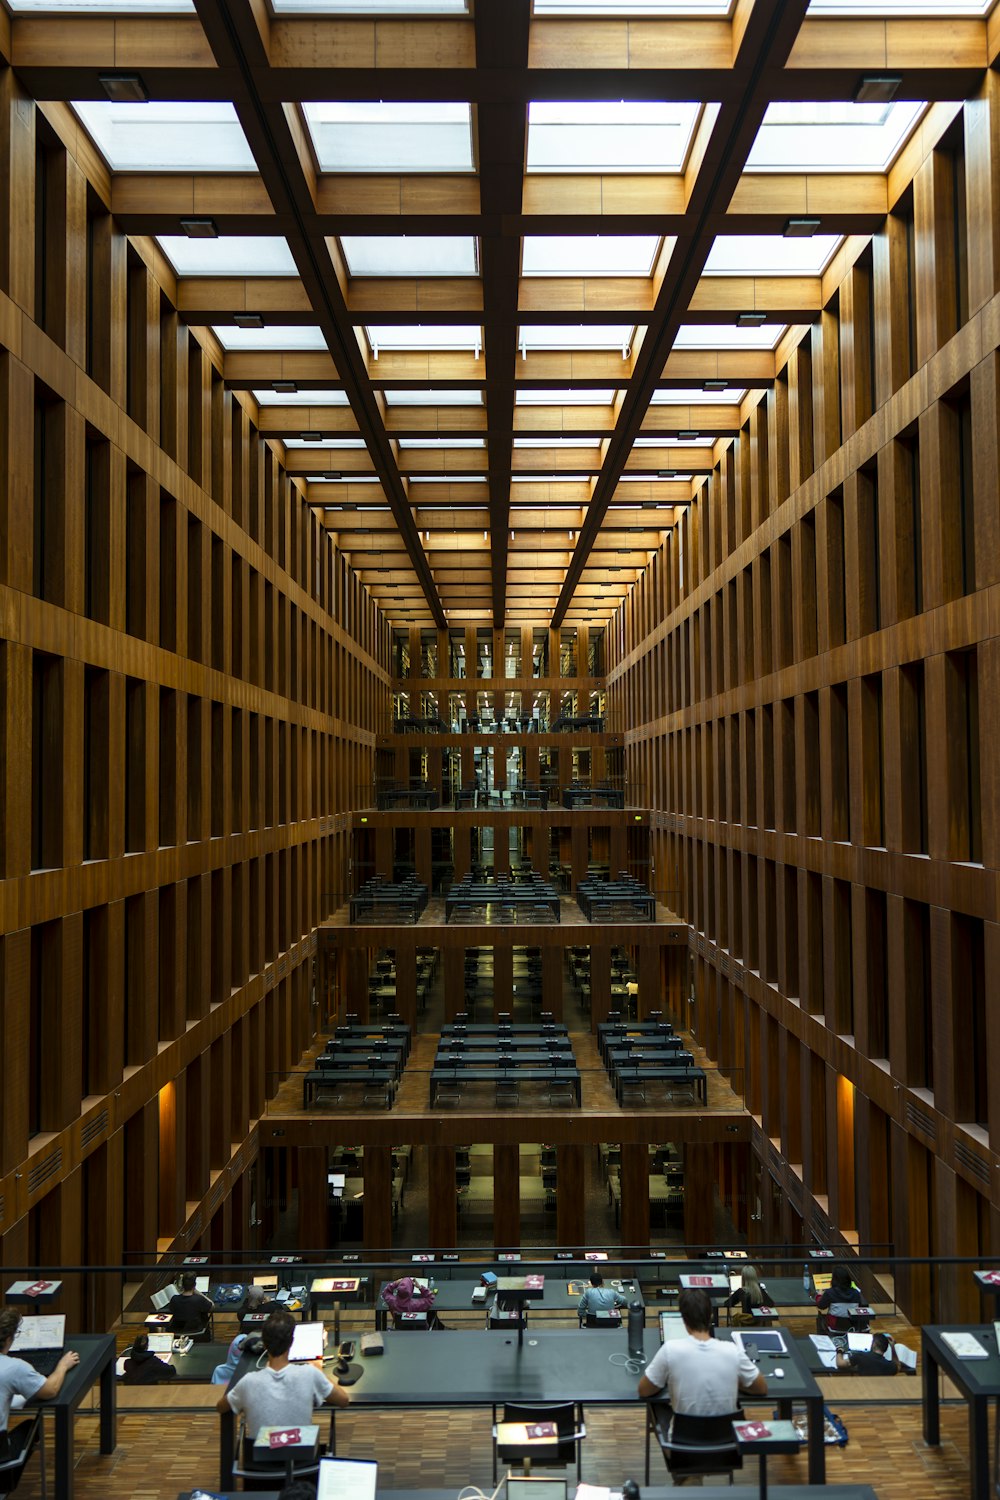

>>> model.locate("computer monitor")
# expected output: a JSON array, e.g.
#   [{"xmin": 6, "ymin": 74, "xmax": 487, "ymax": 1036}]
[{"xmin": 327, "ymin": 1171, "xmax": 346, "ymax": 1197}]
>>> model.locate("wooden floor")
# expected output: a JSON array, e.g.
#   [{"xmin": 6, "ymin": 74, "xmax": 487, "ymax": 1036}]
[{"xmin": 14, "ymin": 1381, "xmax": 978, "ymax": 1499}]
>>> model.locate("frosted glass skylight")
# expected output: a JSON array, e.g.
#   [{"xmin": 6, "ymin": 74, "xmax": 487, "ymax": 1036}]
[
  {"xmin": 274, "ymin": 0, "xmax": 467, "ymax": 10},
  {"xmin": 808, "ymin": 0, "xmax": 989, "ymax": 12},
  {"xmin": 340, "ymin": 237, "xmax": 479, "ymax": 277},
  {"xmin": 674, "ymin": 323, "xmax": 785, "ymax": 349},
  {"xmin": 516, "ymin": 388, "xmax": 618, "ymax": 404},
  {"xmin": 11, "ymin": 0, "xmax": 192, "ymax": 7},
  {"xmin": 526, "ymin": 102, "xmax": 701, "ymax": 173},
  {"xmin": 158, "ymin": 236, "xmax": 297, "ymax": 277},
  {"xmin": 254, "ymin": 389, "xmax": 350, "ymax": 405},
  {"xmin": 383, "ymin": 389, "xmax": 484, "ymax": 405},
  {"xmin": 747, "ymin": 102, "xmax": 926, "ymax": 173},
  {"xmin": 704, "ymin": 234, "xmax": 841, "ymax": 276},
  {"xmin": 634, "ymin": 435, "xmax": 716, "ymax": 447},
  {"xmin": 514, "ymin": 437, "xmax": 602, "ymax": 447},
  {"xmin": 522, "ymin": 236, "xmax": 660, "ymax": 277},
  {"xmin": 285, "ymin": 437, "xmax": 368, "ymax": 448},
  {"xmin": 72, "ymin": 102, "xmax": 256, "ymax": 171},
  {"xmin": 534, "ymin": 0, "xmax": 732, "ymax": 10},
  {"xmin": 213, "ymin": 324, "xmax": 328, "ymax": 350},
  {"xmin": 518, "ymin": 324, "xmax": 635, "ymax": 350},
  {"xmin": 364, "ymin": 325, "xmax": 482, "ymax": 351},
  {"xmin": 304, "ymin": 103, "xmax": 474, "ymax": 173},
  {"xmin": 651, "ymin": 387, "xmax": 746, "ymax": 403},
  {"xmin": 397, "ymin": 438, "xmax": 486, "ymax": 448}
]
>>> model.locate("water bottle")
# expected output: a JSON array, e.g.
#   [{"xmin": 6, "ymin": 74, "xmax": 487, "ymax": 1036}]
[
  {"xmin": 628, "ymin": 1299, "xmax": 645, "ymax": 1358},
  {"xmin": 803, "ymin": 1263, "xmax": 811, "ymax": 1291}
]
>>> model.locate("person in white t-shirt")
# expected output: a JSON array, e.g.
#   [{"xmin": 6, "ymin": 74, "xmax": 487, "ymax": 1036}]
[
  {"xmin": 637, "ymin": 1288, "xmax": 767, "ymax": 1413},
  {"xmin": 0, "ymin": 1306, "xmax": 80, "ymax": 1477},
  {"xmin": 217, "ymin": 1309, "xmax": 348, "ymax": 1443}
]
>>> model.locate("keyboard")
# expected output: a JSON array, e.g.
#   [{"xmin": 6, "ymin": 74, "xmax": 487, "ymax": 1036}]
[{"xmin": 11, "ymin": 1348, "xmax": 62, "ymax": 1376}]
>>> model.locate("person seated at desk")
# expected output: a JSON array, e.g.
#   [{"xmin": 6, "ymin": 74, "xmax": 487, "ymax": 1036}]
[
  {"xmin": 381, "ymin": 1276, "xmax": 446, "ymax": 1330},
  {"xmin": 0, "ymin": 1306, "xmax": 80, "ymax": 1483},
  {"xmin": 726, "ymin": 1266, "xmax": 767, "ymax": 1322},
  {"xmin": 637, "ymin": 1289, "xmax": 767, "ymax": 1413},
  {"xmin": 216, "ymin": 1309, "xmax": 348, "ymax": 1439},
  {"xmin": 168, "ymin": 1272, "xmax": 213, "ymax": 1335},
  {"xmin": 577, "ymin": 1273, "xmax": 627, "ymax": 1322},
  {"xmin": 835, "ymin": 1333, "xmax": 900, "ymax": 1376},
  {"xmin": 814, "ymin": 1262, "xmax": 862, "ymax": 1332},
  {"xmin": 122, "ymin": 1332, "xmax": 177, "ymax": 1384}
]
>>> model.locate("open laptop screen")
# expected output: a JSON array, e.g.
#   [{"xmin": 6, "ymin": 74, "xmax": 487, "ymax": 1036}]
[
  {"xmin": 317, "ymin": 1457, "xmax": 377, "ymax": 1500},
  {"xmin": 289, "ymin": 1322, "xmax": 325, "ymax": 1361}
]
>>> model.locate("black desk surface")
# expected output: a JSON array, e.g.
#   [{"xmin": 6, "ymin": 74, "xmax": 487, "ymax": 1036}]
[
  {"xmin": 375, "ymin": 1277, "xmax": 644, "ymax": 1315},
  {"xmin": 339, "ymin": 1326, "xmax": 663, "ymax": 1405},
  {"xmin": 184, "ymin": 1490, "xmax": 878, "ymax": 1500},
  {"xmin": 923, "ymin": 1323, "xmax": 1000, "ymax": 1389},
  {"xmin": 28, "ymin": 1333, "xmax": 115, "ymax": 1411}
]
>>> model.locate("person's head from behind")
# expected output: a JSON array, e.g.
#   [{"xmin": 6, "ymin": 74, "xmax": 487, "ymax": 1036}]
[
  {"xmin": 262, "ymin": 1309, "xmax": 297, "ymax": 1360},
  {"xmin": 871, "ymin": 1333, "xmax": 891, "ymax": 1356},
  {"xmin": 0, "ymin": 1307, "xmax": 21, "ymax": 1353},
  {"xmin": 277, "ymin": 1481, "xmax": 317, "ymax": 1500},
  {"xmin": 131, "ymin": 1332, "xmax": 150, "ymax": 1355},
  {"xmin": 590, "ymin": 1272, "xmax": 604, "ymax": 1288},
  {"xmin": 830, "ymin": 1263, "xmax": 854, "ymax": 1295},
  {"xmin": 179, "ymin": 1272, "xmax": 197, "ymax": 1293},
  {"xmin": 741, "ymin": 1266, "xmax": 762, "ymax": 1299},
  {"xmin": 244, "ymin": 1284, "xmax": 266, "ymax": 1310},
  {"xmin": 678, "ymin": 1287, "xmax": 713, "ymax": 1334}
]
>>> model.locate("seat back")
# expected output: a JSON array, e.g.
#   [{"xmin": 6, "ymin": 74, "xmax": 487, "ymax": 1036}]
[
  {"xmin": 655, "ymin": 1407, "xmax": 743, "ymax": 1481},
  {"xmin": 501, "ymin": 1401, "xmax": 582, "ymax": 1469}
]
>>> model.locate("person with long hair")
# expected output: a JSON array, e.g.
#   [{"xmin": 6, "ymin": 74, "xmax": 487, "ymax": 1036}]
[{"xmin": 726, "ymin": 1264, "xmax": 766, "ymax": 1319}]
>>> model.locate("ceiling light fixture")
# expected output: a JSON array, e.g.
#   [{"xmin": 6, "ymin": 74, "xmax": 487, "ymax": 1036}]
[
  {"xmin": 703, "ymin": 379, "xmax": 728, "ymax": 392},
  {"xmin": 99, "ymin": 73, "xmax": 148, "ymax": 103},
  {"xmin": 273, "ymin": 381, "xmax": 297, "ymax": 394},
  {"xmin": 657, "ymin": 470, "xmax": 677, "ymax": 479},
  {"xmin": 855, "ymin": 75, "xmax": 902, "ymax": 104},
  {"xmin": 234, "ymin": 314, "xmax": 265, "ymax": 330},
  {"xmin": 784, "ymin": 217, "xmax": 821, "ymax": 238},
  {"xmin": 677, "ymin": 430, "xmax": 699, "ymax": 441},
  {"xmin": 301, "ymin": 431, "xmax": 322, "ymax": 442},
  {"xmin": 180, "ymin": 218, "xmax": 217, "ymax": 239},
  {"xmin": 737, "ymin": 312, "xmax": 767, "ymax": 327},
  {"xmin": 322, "ymin": 471, "xmax": 342, "ymax": 481}
]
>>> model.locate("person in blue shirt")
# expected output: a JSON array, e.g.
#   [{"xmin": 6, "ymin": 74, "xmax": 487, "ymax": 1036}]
[
  {"xmin": 577, "ymin": 1273, "xmax": 627, "ymax": 1321},
  {"xmin": 0, "ymin": 1306, "xmax": 79, "ymax": 1480}
]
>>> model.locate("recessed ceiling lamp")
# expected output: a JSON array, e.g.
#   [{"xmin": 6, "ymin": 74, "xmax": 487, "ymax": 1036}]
[
  {"xmin": 657, "ymin": 469, "xmax": 677, "ymax": 479},
  {"xmin": 703, "ymin": 379, "xmax": 727, "ymax": 392},
  {"xmin": 273, "ymin": 381, "xmax": 297, "ymax": 393},
  {"xmin": 737, "ymin": 312, "xmax": 767, "ymax": 327},
  {"xmin": 784, "ymin": 218, "xmax": 821, "ymax": 238},
  {"xmin": 180, "ymin": 219, "xmax": 217, "ymax": 239},
  {"xmin": 234, "ymin": 314, "xmax": 265, "ymax": 329},
  {"xmin": 99, "ymin": 73, "xmax": 147, "ymax": 103},
  {"xmin": 301, "ymin": 431, "xmax": 322, "ymax": 442},
  {"xmin": 677, "ymin": 430, "xmax": 699, "ymax": 441},
  {"xmin": 855, "ymin": 76, "xmax": 901, "ymax": 105}
]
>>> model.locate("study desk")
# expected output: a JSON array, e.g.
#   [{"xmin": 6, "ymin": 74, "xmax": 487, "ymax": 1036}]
[
  {"xmin": 28, "ymin": 1334, "xmax": 116, "ymax": 1500},
  {"xmin": 922, "ymin": 1323, "xmax": 1000, "ymax": 1499},
  {"xmin": 302, "ymin": 1066, "xmax": 397, "ymax": 1109},
  {"xmin": 189, "ymin": 1489, "xmax": 878, "ymax": 1500},
  {"xmin": 607, "ymin": 1174, "xmax": 683, "ymax": 1228},
  {"xmin": 374, "ymin": 1277, "xmax": 644, "ymax": 1330},
  {"xmin": 441, "ymin": 1022, "xmax": 568, "ymax": 1036},
  {"xmin": 457, "ymin": 1175, "xmax": 550, "ymax": 1214},
  {"xmin": 436, "ymin": 1049, "xmax": 575, "ymax": 1069},
  {"xmin": 429, "ymin": 1065, "xmax": 581, "ymax": 1108},
  {"xmin": 611, "ymin": 1062, "xmax": 708, "ymax": 1105}
]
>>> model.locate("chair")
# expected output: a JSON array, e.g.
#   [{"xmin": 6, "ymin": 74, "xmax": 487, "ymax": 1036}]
[
  {"xmin": 492, "ymin": 1401, "xmax": 586, "ymax": 1482},
  {"xmin": 0, "ymin": 1414, "xmax": 45, "ymax": 1498},
  {"xmin": 231, "ymin": 1416, "xmax": 324, "ymax": 1493},
  {"xmin": 495, "ymin": 1078, "xmax": 519, "ymax": 1107},
  {"xmin": 583, "ymin": 1311, "xmax": 621, "ymax": 1328},
  {"xmin": 644, "ymin": 1402, "xmax": 743, "ymax": 1486}
]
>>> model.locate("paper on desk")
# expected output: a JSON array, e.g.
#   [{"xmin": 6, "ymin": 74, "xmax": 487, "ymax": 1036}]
[
  {"xmin": 574, "ymin": 1486, "xmax": 612, "ymax": 1500},
  {"xmin": 895, "ymin": 1342, "xmax": 917, "ymax": 1371},
  {"xmin": 809, "ymin": 1334, "xmax": 839, "ymax": 1369}
]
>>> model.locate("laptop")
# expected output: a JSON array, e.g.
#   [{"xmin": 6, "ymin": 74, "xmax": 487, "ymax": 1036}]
[
  {"xmin": 289, "ymin": 1322, "xmax": 326, "ymax": 1361},
  {"xmin": 9, "ymin": 1314, "xmax": 66, "ymax": 1376},
  {"xmin": 317, "ymin": 1457, "xmax": 377, "ymax": 1500},
  {"xmin": 146, "ymin": 1333, "xmax": 175, "ymax": 1355},
  {"xmin": 733, "ymin": 1329, "xmax": 786, "ymax": 1356},
  {"xmin": 659, "ymin": 1312, "xmax": 687, "ymax": 1342}
]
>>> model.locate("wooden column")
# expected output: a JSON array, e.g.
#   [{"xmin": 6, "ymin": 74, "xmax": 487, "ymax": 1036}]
[
  {"xmin": 571, "ymin": 823, "xmax": 588, "ymax": 890},
  {"xmin": 393, "ymin": 944, "xmax": 417, "ymax": 1031},
  {"xmin": 636, "ymin": 941, "xmax": 660, "ymax": 1017},
  {"xmin": 684, "ymin": 1144, "xmax": 716, "ymax": 1247},
  {"xmin": 346, "ymin": 948, "xmax": 370, "ymax": 1022},
  {"xmin": 542, "ymin": 946, "xmax": 564, "ymax": 1020},
  {"xmin": 415, "ymin": 823, "xmax": 432, "ymax": 890},
  {"xmin": 453, "ymin": 823, "xmax": 471, "ymax": 881},
  {"xmin": 493, "ymin": 820, "xmax": 510, "ymax": 878},
  {"xmin": 363, "ymin": 1146, "xmax": 393, "ymax": 1254},
  {"xmin": 589, "ymin": 942, "xmax": 612, "ymax": 1029},
  {"xmin": 297, "ymin": 1146, "xmax": 328, "ymax": 1255},
  {"xmin": 556, "ymin": 1143, "xmax": 585, "ymax": 1247},
  {"xmin": 375, "ymin": 825, "xmax": 393, "ymax": 880},
  {"xmin": 443, "ymin": 945, "xmax": 466, "ymax": 1021},
  {"xmin": 493, "ymin": 945, "xmax": 513, "ymax": 1018},
  {"xmin": 427, "ymin": 1145, "xmax": 458, "ymax": 1249},
  {"xmin": 619, "ymin": 1143, "xmax": 650, "ymax": 1252},
  {"xmin": 493, "ymin": 1143, "xmax": 521, "ymax": 1248}
]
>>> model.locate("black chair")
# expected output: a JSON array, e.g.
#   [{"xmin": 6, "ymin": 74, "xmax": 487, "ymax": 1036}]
[
  {"xmin": 231, "ymin": 1416, "xmax": 325, "ymax": 1493},
  {"xmin": 644, "ymin": 1402, "xmax": 743, "ymax": 1486},
  {"xmin": 583, "ymin": 1310, "xmax": 622, "ymax": 1328},
  {"xmin": 493, "ymin": 1401, "xmax": 586, "ymax": 1482},
  {"xmin": 0, "ymin": 1415, "xmax": 45, "ymax": 1497}
]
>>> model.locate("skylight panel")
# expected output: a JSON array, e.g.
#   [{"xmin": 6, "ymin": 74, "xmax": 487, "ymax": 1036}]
[
  {"xmin": 514, "ymin": 437, "xmax": 602, "ymax": 448},
  {"xmin": 364, "ymin": 325, "xmax": 482, "ymax": 352},
  {"xmin": 158, "ymin": 236, "xmax": 297, "ymax": 277},
  {"xmin": 516, "ymin": 388, "xmax": 618, "ymax": 404},
  {"xmin": 704, "ymin": 234, "xmax": 841, "ymax": 276},
  {"xmin": 534, "ymin": 0, "xmax": 732, "ymax": 10},
  {"xmin": 213, "ymin": 324, "xmax": 328, "ymax": 350},
  {"xmin": 518, "ymin": 324, "xmax": 635, "ymax": 350},
  {"xmin": 10, "ymin": 0, "xmax": 192, "ymax": 7},
  {"xmin": 304, "ymin": 103, "xmax": 474, "ymax": 173},
  {"xmin": 285, "ymin": 437, "xmax": 368, "ymax": 448},
  {"xmin": 746, "ymin": 101, "xmax": 926, "ymax": 173},
  {"xmin": 522, "ymin": 236, "xmax": 661, "ymax": 277},
  {"xmin": 340, "ymin": 237, "xmax": 479, "ymax": 277},
  {"xmin": 651, "ymin": 387, "xmax": 746, "ymax": 403},
  {"xmin": 274, "ymin": 0, "xmax": 467, "ymax": 10},
  {"xmin": 526, "ymin": 102, "xmax": 701, "ymax": 174},
  {"xmin": 634, "ymin": 435, "xmax": 716, "ymax": 447},
  {"xmin": 409, "ymin": 475, "xmax": 487, "ymax": 483},
  {"xmin": 383, "ymin": 389, "xmax": 484, "ymax": 405},
  {"xmin": 397, "ymin": 438, "xmax": 486, "ymax": 448},
  {"xmin": 72, "ymin": 102, "xmax": 256, "ymax": 172},
  {"xmin": 674, "ymin": 323, "xmax": 785, "ymax": 349},
  {"xmin": 254, "ymin": 389, "xmax": 350, "ymax": 405},
  {"xmin": 808, "ymin": 0, "xmax": 989, "ymax": 12}
]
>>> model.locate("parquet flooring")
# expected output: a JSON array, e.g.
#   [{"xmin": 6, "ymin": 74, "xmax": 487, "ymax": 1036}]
[{"xmin": 10, "ymin": 1389, "xmax": 979, "ymax": 1499}]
